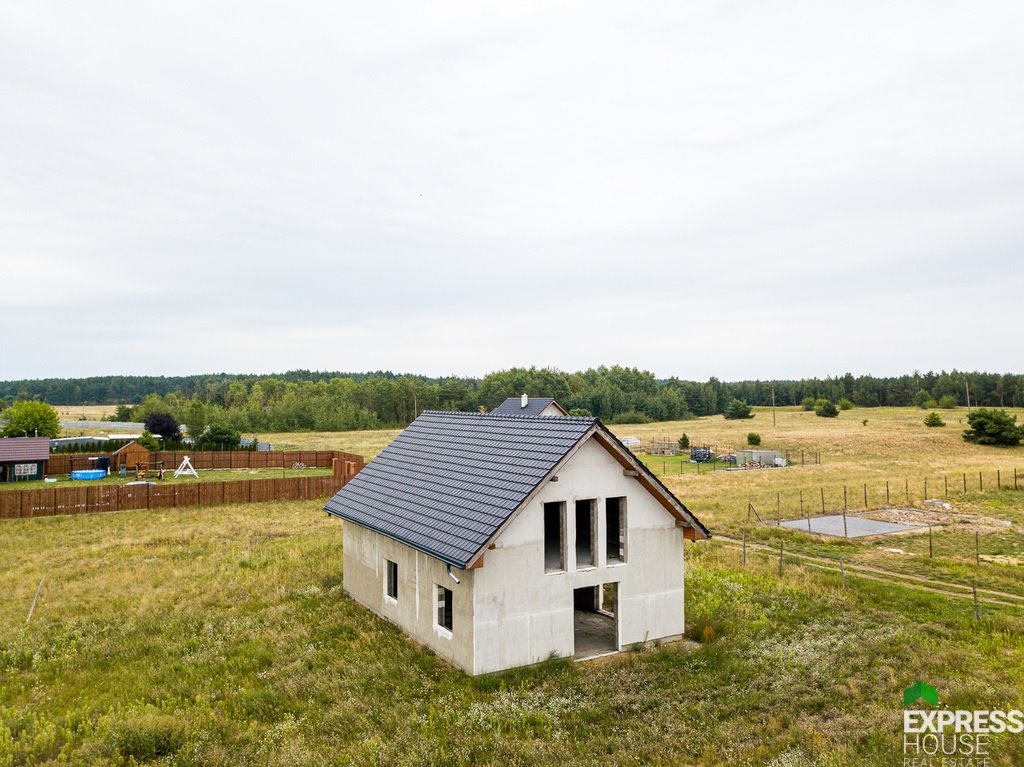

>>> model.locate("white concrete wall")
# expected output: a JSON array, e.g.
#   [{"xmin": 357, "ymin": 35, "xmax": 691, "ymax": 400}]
[
  {"xmin": 471, "ymin": 436, "xmax": 685, "ymax": 674},
  {"xmin": 342, "ymin": 523, "xmax": 476, "ymax": 672}
]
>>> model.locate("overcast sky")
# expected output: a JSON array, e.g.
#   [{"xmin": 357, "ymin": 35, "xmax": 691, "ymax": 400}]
[{"xmin": 1, "ymin": 2, "xmax": 1022, "ymax": 382}]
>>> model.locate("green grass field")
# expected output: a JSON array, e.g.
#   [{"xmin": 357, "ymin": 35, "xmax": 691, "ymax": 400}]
[
  {"xmin": 2, "ymin": 407, "xmax": 1023, "ymax": 765},
  {"xmin": 1, "ymin": 501, "xmax": 1022, "ymax": 766},
  {"xmin": 0, "ymin": 467, "xmax": 331, "ymax": 493}
]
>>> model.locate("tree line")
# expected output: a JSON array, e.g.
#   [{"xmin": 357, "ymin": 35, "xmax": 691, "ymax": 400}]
[{"xmin": 1, "ymin": 367, "xmax": 1022, "ymax": 433}]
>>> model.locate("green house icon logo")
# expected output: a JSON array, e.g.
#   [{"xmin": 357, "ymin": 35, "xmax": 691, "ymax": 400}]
[{"xmin": 904, "ymin": 682, "xmax": 939, "ymax": 708}]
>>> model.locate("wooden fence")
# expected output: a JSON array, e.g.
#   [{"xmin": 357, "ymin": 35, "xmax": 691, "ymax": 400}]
[
  {"xmin": 0, "ymin": 474, "xmax": 356, "ymax": 520},
  {"xmin": 46, "ymin": 449, "xmax": 363, "ymax": 476}
]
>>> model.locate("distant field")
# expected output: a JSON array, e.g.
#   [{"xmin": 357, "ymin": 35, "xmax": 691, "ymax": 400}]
[
  {"xmin": 53, "ymin": 404, "xmax": 124, "ymax": 421},
  {"xmin": 1, "ymin": 499, "xmax": 1022, "ymax": 766}
]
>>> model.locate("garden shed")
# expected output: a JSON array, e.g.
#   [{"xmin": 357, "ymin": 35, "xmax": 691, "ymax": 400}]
[{"xmin": 0, "ymin": 437, "xmax": 50, "ymax": 482}]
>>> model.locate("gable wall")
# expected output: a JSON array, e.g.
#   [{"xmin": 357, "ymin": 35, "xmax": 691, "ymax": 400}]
[
  {"xmin": 471, "ymin": 436, "xmax": 685, "ymax": 674},
  {"xmin": 342, "ymin": 523, "xmax": 476, "ymax": 672}
]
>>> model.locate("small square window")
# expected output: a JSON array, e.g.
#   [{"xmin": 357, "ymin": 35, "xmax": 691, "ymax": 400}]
[
  {"xmin": 385, "ymin": 559, "xmax": 398, "ymax": 600},
  {"xmin": 436, "ymin": 585, "xmax": 453, "ymax": 631}
]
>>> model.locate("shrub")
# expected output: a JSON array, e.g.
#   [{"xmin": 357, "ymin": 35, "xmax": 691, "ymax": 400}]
[
  {"xmin": 746, "ymin": 432, "xmax": 761, "ymax": 446},
  {"xmin": 800, "ymin": 396, "xmax": 816, "ymax": 411},
  {"xmin": 914, "ymin": 389, "xmax": 931, "ymax": 409},
  {"xmin": 924, "ymin": 412, "xmax": 945, "ymax": 428},
  {"xmin": 606, "ymin": 409, "xmax": 652, "ymax": 425},
  {"xmin": 568, "ymin": 408, "xmax": 592, "ymax": 417},
  {"xmin": 938, "ymin": 394, "xmax": 958, "ymax": 409},
  {"xmin": 144, "ymin": 412, "xmax": 181, "ymax": 441},
  {"xmin": 137, "ymin": 431, "xmax": 160, "ymax": 450},
  {"xmin": 678, "ymin": 433, "xmax": 690, "ymax": 450},
  {"xmin": 202, "ymin": 421, "xmax": 242, "ymax": 450},
  {"xmin": 723, "ymin": 399, "xmax": 753, "ymax": 420},
  {"xmin": 962, "ymin": 408, "xmax": 1023, "ymax": 446},
  {"xmin": 837, "ymin": 398, "xmax": 854, "ymax": 410},
  {"xmin": 815, "ymin": 400, "xmax": 839, "ymax": 418}
]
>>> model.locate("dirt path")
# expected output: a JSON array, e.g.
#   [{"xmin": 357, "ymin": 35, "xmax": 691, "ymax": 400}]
[{"xmin": 713, "ymin": 535, "xmax": 1024, "ymax": 608}]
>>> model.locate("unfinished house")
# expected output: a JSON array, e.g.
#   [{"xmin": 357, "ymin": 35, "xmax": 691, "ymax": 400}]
[
  {"xmin": 489, "ymin": 394, "xmax": 569, "ymax": 417},
  {"xmin": 324, "ymin": 410, "xmax": 709, "ymax": 675}
]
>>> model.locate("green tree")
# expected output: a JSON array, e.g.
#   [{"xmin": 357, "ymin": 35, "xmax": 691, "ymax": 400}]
[
  {"xmin": 182, "ymin": 401, "xmax": 208, "ymax": 441},
  {"xmin": 1, "ymin": 400, "xmax": 61, "ymax": 438},
  {"xmin": 837, "ymin": 398, "xmax": 854, "ymax": 410},
  {"xmin": 800, "ymin": 396, "xmax": 816, "ymax": 411},
  {"xmin": 746, "ymin": 432, "xmax": 761, "ymax": 446},
  {"xmin": 938, "ymin": 394, "xmax": 958, "ymax": 409},
  {"xmin": 815, "ymin": 400, "xmax": 839, "ymax": 418},
  {"xmin": 678, "ymin": 433, "xmax": 690, "ymax": 450},
  {"xmin": 137, "ymin": 431, "xmax": 160, "ymax": 450},
  {"xmin": 962, "ymin": 409, "xmax": 1022, "ymax": 446},
  {"xmin": 202, "ymin": 421, "xmax": 241, "ymax": 450},
  {"xmin": 109, "ymin": 404, "xmax": 134, "ymax": 421},
  {"xmin": 924, "ymin": 412, "xmax": 945, "ymax": 428},
  {"xmin": 144, "ymin": 412, "xmax": 181, "ymax": 441},
  {"xmin": 913, "ymin": 389, "xmax": 931, "ymax": 409},
  {"xmin": 723, "ymin": 399, "xmax": 753, "ymax": 420}
]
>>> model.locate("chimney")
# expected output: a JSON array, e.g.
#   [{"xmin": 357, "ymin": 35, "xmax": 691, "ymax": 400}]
[{"xmin": 521, "ymin": 393, "xmax": 528, "ymax": 409}]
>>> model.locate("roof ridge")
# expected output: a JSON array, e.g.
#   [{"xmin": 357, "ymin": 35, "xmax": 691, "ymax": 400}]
[{"xmin": 419, "ymin": 409, "xmax": 594, "ymax": 423}]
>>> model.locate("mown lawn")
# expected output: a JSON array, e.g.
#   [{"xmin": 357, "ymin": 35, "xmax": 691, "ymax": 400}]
[
  {"xmin": 2, "ymin": 501, "xmax": 1022, "ymax": 766},
  {"xmin": 0, "ymin": 467, "xmax": 331, "ymax": 493}
]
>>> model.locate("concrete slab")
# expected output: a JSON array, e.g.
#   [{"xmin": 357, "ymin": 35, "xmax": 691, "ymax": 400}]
[
  {"xmin": 779, "ymin": 514, "xmax": 926, "ymax": 538},
  {"xmin": 574, "ymin": 609, "xmax": 616, "ymax": 659}
]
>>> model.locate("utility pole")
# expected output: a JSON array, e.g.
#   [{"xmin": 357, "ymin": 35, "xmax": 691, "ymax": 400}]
[{"xmin": 965, "ymin": 379, "xmax": 971, "ymax": 411}]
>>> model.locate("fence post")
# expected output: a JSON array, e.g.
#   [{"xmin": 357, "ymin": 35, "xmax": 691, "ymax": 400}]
[
  {"xmin": 979, "ymin": 471, "xmax": 983, "ymax": 492},
  {"xmin": 886, "ymin": 481, "xmax": 890, "ymax": 505},
  {"xmin": 1016, "ymin": 468, "xmax": 1019, "ymax": 490},
  {"xmin": 924, "ymin": 477, "xmax": 928, "ymax": 498},
  {"xmin": 997, "ymin": 470, "xmax": 1001, "ymax": 489},
  {"xmin": 963, "ymin": 473, "xmax": 967, "ymax": 493},
  {"xmin": 843, "ymin": 485, "xmax": 848, "ymax": 511},
  {"xmin": 905, "ymin": 479, "xmax": 909, "ymax": 504},
  {"xmin": 842, "ymin": 510, "xmax": 848, "ymax": 539},
  {"xmin": 820, "ymin": 487, "xmax": 825, "ymax": 513},
  {"xmin": 779, "ymin": 540, "xmax": 784, "ymax": 577},
  {"xmin": 945, "ymin": 475, "xmax": 949, "ymax": 496},
  {"xmin": 929, "ymin": 525, "xmax": 933, "ymax": 558},
  {"xmin": 863, "ymin": 483, "xmax": 867, "ymax": 508}
]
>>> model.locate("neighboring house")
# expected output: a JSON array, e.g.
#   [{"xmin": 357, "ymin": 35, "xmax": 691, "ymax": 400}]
[
  {"xmin": 324, "ymin": 410, "xmax": 709, "ymax": 676},
  {"xmin": 0, "ymin": 437, "xmax": 50, "ymax": 482},
  {"xmin": 490, "ymin": 394, "xmax": 570, "ymax": 417}
]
